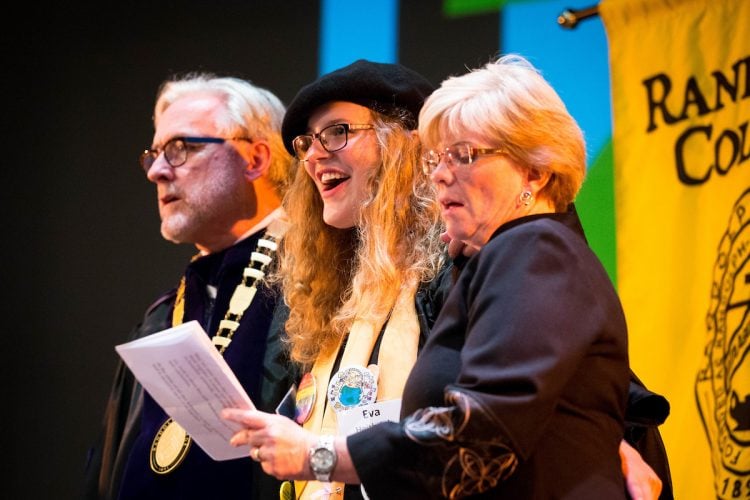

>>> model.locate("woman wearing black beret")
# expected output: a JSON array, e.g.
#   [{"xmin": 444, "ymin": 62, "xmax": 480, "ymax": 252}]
[{"xmin": 224, "ymin": 57, "xmax": 671, "ymax": 500}]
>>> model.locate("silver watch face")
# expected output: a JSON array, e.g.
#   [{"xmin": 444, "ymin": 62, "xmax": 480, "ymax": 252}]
[{"xmin": 311, "ymin": 448, "xmax": 335, "ymax": 471}]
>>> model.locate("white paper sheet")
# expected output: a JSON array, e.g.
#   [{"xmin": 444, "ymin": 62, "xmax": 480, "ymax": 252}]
[{"xmin": 115, "ymin": 320, "xmax": 254, "ymax": 461}]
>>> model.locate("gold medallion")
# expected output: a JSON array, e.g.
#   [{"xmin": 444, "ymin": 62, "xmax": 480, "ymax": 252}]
[
  {"xmin": 279, "ymin": 480, "xmax": 294, "ymax": 500},
  {"xmin": 150, "ymin": 418, "xmax": 191, "ymax": 474}
]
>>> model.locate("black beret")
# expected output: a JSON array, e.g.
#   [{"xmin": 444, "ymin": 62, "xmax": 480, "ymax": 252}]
[{"xmin": 282, "ymin": 59, "xmax": 435, "ymax": 155}]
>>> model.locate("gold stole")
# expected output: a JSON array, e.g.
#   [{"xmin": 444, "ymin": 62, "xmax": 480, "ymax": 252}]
[{"xmin": 295, "ymin": 279, "xmax": 420, "ymax": 499}]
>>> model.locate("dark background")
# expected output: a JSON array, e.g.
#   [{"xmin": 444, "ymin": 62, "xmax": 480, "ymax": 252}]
[{"xmin": 13, "ymin": 2, "xmax": 500, "ymax": 498}]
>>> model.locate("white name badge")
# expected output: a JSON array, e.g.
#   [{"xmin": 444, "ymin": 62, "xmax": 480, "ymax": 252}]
[{"xmin": 336, "ymin": 398, "xmax": 402, "ymax": 436}]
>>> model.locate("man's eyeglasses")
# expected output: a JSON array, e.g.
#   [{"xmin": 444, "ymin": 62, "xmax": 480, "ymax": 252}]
[
  {"xmin": 139, "ymin": 136, "xmax": 251, "ymax": 173},
  {"xmin": 292, "ymin": 123, "xmax": 374, "ymax": 159},
  {"xmin": 421, "ymin": 142, "xmax": 507, "ymax": 175}
]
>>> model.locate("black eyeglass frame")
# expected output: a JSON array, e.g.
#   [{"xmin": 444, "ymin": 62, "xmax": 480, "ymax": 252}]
[
  {"xmin": 139, "ymin": 136, "xmax": 252, "ymax": 172},
  {"xmin": 292, "ymin": 123, "xmax": 374, "ymax": 159},
  {"xmin": 421, "ymin": 142, "xmax": 507, "ymax": 175}
]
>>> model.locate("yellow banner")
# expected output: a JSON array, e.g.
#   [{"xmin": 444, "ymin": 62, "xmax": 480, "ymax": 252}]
[{"xmin": 599, "ymin": 0, "xmax": 750, "ymax": 498}]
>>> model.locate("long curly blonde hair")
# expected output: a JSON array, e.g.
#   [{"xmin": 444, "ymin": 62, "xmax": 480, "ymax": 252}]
[{"xmin": 276, "ymin": 111, "xmax": 444, "ymax": 366}]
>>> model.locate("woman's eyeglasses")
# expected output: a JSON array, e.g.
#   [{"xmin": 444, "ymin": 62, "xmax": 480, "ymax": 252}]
[
  {"xmin": 292, "ymin": 123, "xmax": 374, "ymax": 159},
  {"xmin": 421, "ymin": 142, "xmax": 506, "ymax": 175}
]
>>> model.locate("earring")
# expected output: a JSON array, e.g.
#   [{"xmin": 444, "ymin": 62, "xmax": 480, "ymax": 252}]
[{"xmin": 519, "ymin": 190, "xmax": 534, "ymax": 207}]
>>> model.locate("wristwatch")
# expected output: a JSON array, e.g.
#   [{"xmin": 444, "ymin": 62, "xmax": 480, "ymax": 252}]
[{"xmin": 309, "ymin": 434, "xmax": 337, "ymax": 481}]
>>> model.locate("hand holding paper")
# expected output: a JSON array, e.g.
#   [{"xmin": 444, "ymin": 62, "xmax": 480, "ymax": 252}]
[{"xmin": 115, "ymin": 320, "xmax": 254, "ymax": 460}]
